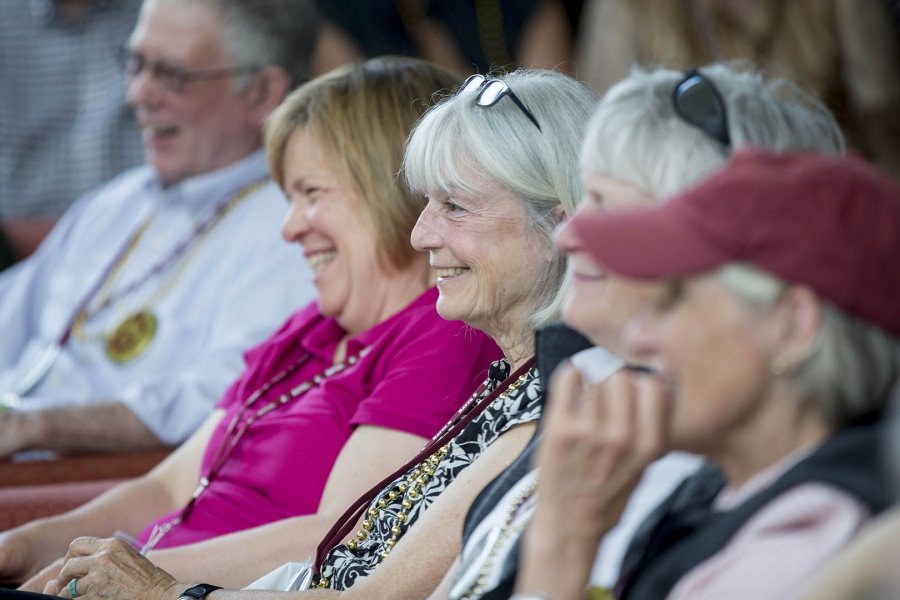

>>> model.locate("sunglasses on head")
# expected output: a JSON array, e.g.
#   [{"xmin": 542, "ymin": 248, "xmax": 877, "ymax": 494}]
[
  {"xmin": 459, "ymin": 74, "xmax": 542, "ymax": 131},
  {"xmin": 672, "ymin": 68, "xmax": 731, "ymax": 148}
]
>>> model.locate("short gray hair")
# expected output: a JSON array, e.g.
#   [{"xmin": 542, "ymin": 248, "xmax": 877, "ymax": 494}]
[
  {"xmin": 404, "ymin": 70, "xmax": 598, "ymax": 327},
  {"xmin": 184, "ymin": 0, "xmax": 320, "ymax": 87},
  {"xmin": 719, "ymin": 264, "xmax": 900, "ymax": 426},
  {"xmin": 582, "ymin": 64, "xmax": 846, "ymax": 199}
]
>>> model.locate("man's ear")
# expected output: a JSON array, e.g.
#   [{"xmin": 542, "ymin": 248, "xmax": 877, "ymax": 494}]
[{"xmin": 245, "ymin": 65, "xmax": 292, "ymax": 128}]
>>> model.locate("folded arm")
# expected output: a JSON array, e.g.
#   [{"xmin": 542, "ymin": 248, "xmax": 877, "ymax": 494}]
[{"xmin": 148, "ymin": 425, "xmax": 428, "ymax": 588}]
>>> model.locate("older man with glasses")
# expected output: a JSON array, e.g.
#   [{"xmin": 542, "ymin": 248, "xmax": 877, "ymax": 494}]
[{"xmin": 0, "ymin": 0, "xmax": 319, "ymax": 458}]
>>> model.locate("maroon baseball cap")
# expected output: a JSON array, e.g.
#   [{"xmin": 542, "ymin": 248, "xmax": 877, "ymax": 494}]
[{"xmin": 569, "ymin": 149, "xmax": 900, "ymax": 336}]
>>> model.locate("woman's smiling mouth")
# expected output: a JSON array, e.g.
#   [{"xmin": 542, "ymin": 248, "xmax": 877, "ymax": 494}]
[
  {"xmin": 435, "ymin": 267, "xmax": 470, "ymax": 281},
  {"xmin": 306, "ymin": 250, "xmax": 337, "ymax": 272}
]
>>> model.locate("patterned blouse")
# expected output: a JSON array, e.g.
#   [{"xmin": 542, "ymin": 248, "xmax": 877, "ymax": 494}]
[{"xmin": 317, "ymin": 359, "xmax": 543, "ymax": 590}]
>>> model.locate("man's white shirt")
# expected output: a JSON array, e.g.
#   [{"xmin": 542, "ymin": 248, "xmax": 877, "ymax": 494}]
[{"xmin": 0, "ymin": 151, "xmax": 315, "ymax": 444}]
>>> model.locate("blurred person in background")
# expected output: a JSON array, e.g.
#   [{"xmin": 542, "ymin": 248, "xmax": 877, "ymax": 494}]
[
  {"xmin": 0, "ymin": 0, "xmax": 144, "ymax": 269},
  {"xmin": 517, "ymin": 150, "xmax": 900, "ymax": 599},
  {"xmin": 577, "ymin": 0, "xmax": 900, "ymax": 181},
  {"xmin": 311, "ymin": 0, "xmax": 578, "ymax": 77}
]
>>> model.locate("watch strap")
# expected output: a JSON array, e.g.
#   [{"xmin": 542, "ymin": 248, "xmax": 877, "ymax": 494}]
[{"xmin": 178, "ymin": 583, "xmax": 223, "ymax": 600}]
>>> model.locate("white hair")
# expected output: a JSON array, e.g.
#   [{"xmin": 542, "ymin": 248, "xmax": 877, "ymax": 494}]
[
  {"xmin": 582, "ymin": 63, "xmax": 846, "ymax": 199},
  {"xmin": 719, "ymin": 264, "xmax": 900, "ymax": 426},
  {"xmin": 163, "ymin": 0, "xmax": 321, "ymax": 87},
  {"xmin": 404, "ymin": 69, "xmax": 598, "ymax": 327}
]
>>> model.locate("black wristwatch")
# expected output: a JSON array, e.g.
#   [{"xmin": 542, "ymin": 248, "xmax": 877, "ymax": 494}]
[{"xmin": 177, "ymin": 584, "xmax": 223, "ymax": 600}]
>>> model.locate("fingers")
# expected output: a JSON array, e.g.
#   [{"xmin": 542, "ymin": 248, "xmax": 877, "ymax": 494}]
[
  {"xmin": 51, "ymin": 536, "xmax": 179, "ymax": 600},
  {"xmin": 600, "ymin": 372, "xmax": 637, "ymax": 458},
  {"xmin": 63, "ymin": 536, "xmax": 106, "ymax": 561},
  {"xmin": 53, "ymin": 537, "xmax": 123, "ymax": 598},
  {"xmin": 634, "ymin": 373, "xmax": 670, "ymax": 461},
  {"xmin": 56, "ymin": 555, "xmax": 92, "ymax": 596},
  {"xmin": 538, "ymin": 362, "xmax": 588, "ymax": 474},
  {"xmin": 53, "ymin": 537, "xmax": 104, "ymax": 596},
  {"xmin": 545, "ymin": 361, "xmax": 583, "ymax": 424},
  {"xmin": 47, "ymin": 575, "xmax": 73, "ymax": 598},
  {"xmin": 540, "ymin": 367, "xmax": 671, "ymax": 486},
  {"xmin": 42, "ymin": 578, "xmax": 58, "ymax": 596},
  {"xmin": 20, "ymin": 557, "xmax": 64, "ymax": 593}
]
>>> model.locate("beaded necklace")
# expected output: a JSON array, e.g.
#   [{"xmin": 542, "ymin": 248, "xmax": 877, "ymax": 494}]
[
  {"xmin": 71, "ymin": 180, "xmax": 265, "ymax": 339},
  {"xmin": 314, "ymin": 358, "xmax": 536, "ymax": 588},
  {"xmin": 68, "ymin": 179, "xmax": 266, "ymax": 364},
  {"xmin": 140, "ymin": 344, "xmax": 371, "ymax": 554},
  {"xmin": 456, "ymin": 477, "xmax": 538, "ymax": 600},
  {"xmin": 4, "ymin": 179, "xmax": 265, "ymax": 399}
]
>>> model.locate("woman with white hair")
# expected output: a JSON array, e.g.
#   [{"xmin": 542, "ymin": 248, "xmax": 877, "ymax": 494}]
[
  {"xmin": 436, "ymin": 63, "xmax": 849, "ymax": 600},
  {"xmin": 520, "ymin": 149, "xmax": 900, "ymax": 599},
  {"xmin": 10, "ymin": 69, "xmax": 599, "ymax": 600}
]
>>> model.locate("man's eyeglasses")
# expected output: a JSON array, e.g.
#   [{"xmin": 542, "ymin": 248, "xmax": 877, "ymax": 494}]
[
  {"xmin": 672, "ymin": 68, "xmax": 731, "ymax": 148},
  {"xmin": 459, "ymin": 74, "xmax": 542, "ymax": 131},
  {"xmin": 118, "ymin": 48, "xmax": 259, "ymax": 94}
]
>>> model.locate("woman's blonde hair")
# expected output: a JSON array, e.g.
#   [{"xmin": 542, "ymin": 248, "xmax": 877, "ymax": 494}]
[{"xmin": 266, "ymin": 56, "xmax": 461, "ymax": 271}]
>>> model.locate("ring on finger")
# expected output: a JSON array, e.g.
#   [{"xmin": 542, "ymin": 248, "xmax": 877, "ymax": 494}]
[{"xmin": 69, "ymin": 578, "xmax": 79, "ymax": 598}]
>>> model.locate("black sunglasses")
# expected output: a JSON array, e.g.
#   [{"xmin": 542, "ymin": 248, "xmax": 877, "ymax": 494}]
[
  {"xmin": 672, "ymin": 68, "xmax": 731, "ymax": 148},
  {"xmin": 459, "ymin": 74, "xmax": 542, "ymax": 131}
]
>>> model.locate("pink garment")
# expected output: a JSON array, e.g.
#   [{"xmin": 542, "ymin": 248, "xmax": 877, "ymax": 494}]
[
  {"xmin": 668, "ymin": 476, "xmax": 870, "ymax": 600},
  {"xmin": 138, "ymin": 287, "xmax": 500, "ymax": 548}
]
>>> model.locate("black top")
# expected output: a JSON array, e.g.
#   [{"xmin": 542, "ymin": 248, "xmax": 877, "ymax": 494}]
[
  {"xmin": 618, "ymin": 418, "xmax": 891, "ymax": 599},
  {"xmin": 458, "ymin": 323, "xmax": 593, "ymax": 600}
]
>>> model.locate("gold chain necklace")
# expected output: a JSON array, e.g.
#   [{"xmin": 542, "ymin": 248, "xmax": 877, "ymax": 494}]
[{"xmin": 317, "ymin": 368, "xmax": 534, "ymax": 589}]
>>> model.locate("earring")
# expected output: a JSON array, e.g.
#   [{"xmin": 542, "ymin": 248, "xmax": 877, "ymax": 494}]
[{"xmin": 770, "ymin": 354, "xmax": 791, "ymax": 377}]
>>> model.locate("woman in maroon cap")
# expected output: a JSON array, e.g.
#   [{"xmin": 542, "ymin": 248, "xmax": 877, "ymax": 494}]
[
  {"xmin": 518, "ymin": 150, "xmax": 900, "ymax": 600},
  {"xmin": 440, "ymin": 63, "xmax": 850, "ymax": 600}
]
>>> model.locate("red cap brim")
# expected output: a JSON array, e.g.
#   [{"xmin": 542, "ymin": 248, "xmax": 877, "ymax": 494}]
[{"xmin": 568, "ymin": 199, "xmax": 735, "ymax": 280}]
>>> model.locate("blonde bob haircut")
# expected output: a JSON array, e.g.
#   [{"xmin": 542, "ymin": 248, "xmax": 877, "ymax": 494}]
[{"xmin": 266, "ymin": 56, "xmax": 461, "ymax": 271}]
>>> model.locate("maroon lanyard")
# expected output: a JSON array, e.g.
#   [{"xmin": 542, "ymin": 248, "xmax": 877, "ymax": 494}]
[{"xmin": 313, "ymin": 357, "xmax": 536, "ymax": 573}]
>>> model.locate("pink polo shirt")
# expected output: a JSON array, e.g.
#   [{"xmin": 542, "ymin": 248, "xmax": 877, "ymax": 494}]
[{"xmin": 138, "ymin": 287, "xmax": 500, "ymax": 548}]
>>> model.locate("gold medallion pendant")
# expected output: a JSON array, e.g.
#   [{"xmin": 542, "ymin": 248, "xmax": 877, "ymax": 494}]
[{"xmin": 105, "ymin": 310, "xmax": 158, "ymax": 364}]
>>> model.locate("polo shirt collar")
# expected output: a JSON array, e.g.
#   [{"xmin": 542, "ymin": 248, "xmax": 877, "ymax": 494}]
[{"xmin": 145, "ymin": 150, "xmax": 270, "ymax": 212}]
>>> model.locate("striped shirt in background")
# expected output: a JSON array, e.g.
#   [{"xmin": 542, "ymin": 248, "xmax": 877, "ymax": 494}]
[{"xmin": 0, "ymin": 0, "xmax": 144, "ymax": 219}]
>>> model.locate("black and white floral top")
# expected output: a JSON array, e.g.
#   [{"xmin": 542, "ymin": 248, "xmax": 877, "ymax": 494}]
[{"xmin": 317, "ymin": 359, "xmax": 543, "ymax": 591}]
